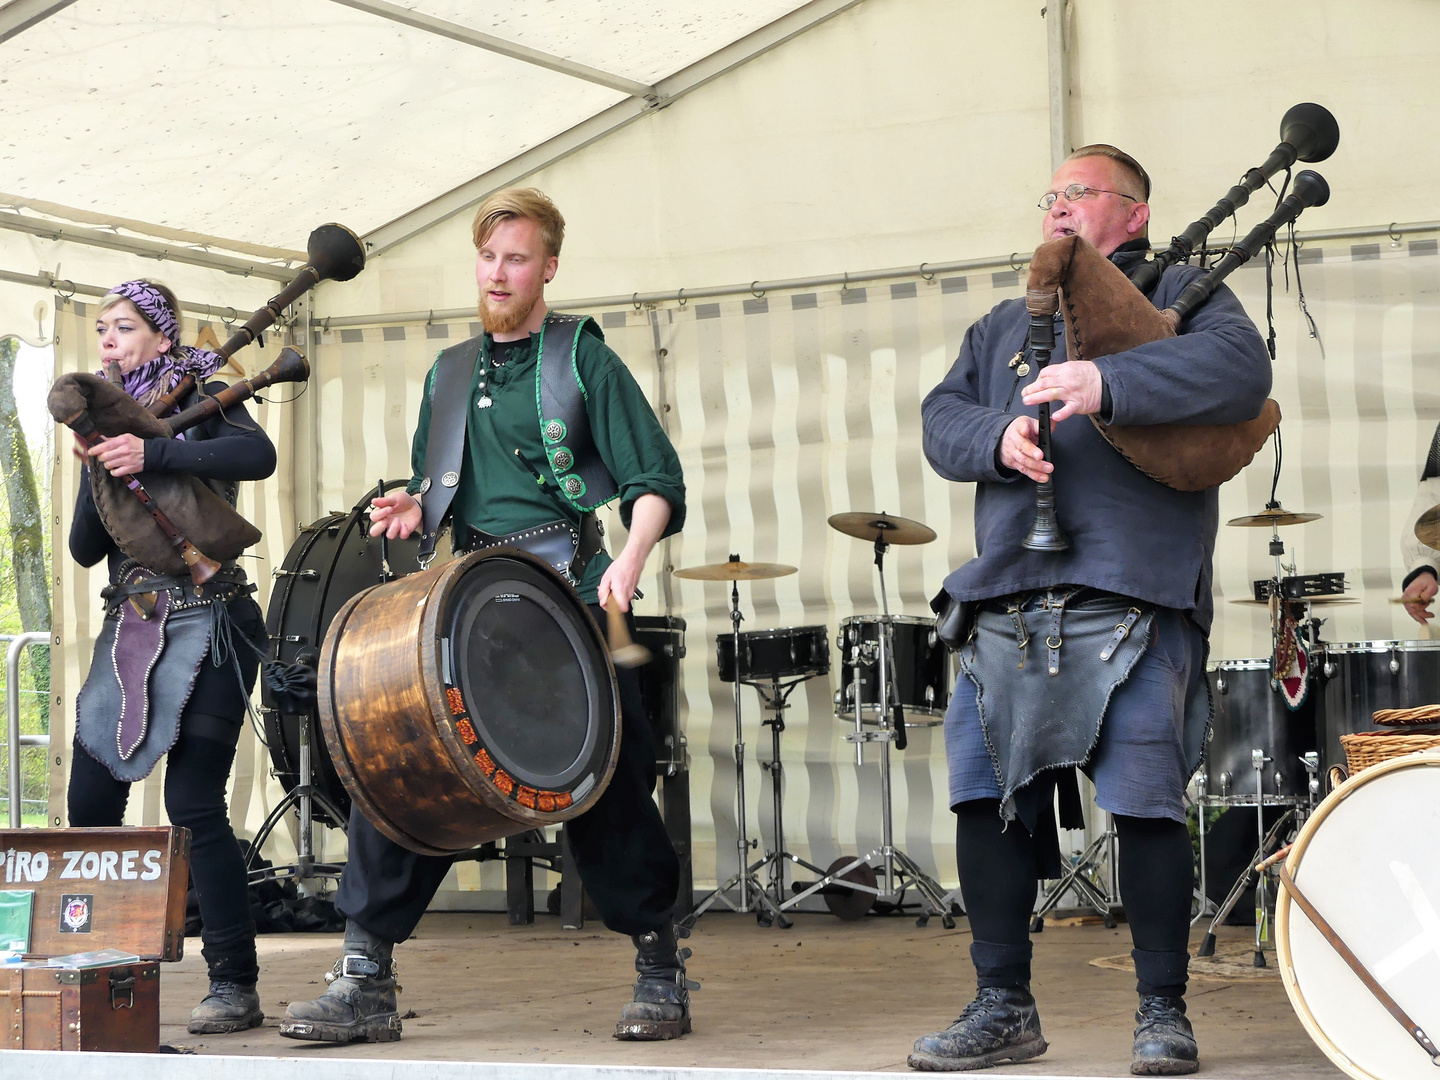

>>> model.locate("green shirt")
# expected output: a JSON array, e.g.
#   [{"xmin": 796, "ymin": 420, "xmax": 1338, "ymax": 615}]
[{"xmin": 408, "ymin": 326, "xmax": 685, "ymax": 603}]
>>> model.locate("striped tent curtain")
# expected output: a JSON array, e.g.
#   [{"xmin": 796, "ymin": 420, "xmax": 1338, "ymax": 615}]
[{"xmin": 48, "ymin": 238, "xmax": 1440, "ymax": 903}]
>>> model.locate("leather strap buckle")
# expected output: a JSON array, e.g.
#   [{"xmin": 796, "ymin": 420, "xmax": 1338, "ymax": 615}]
[
  {"xmin": 340, "ymin": 955, "xmax": 381, "ymax": 979},
  {"xmin": 1100, "ymin": 607, "xmax": 1144, "ymax": 662}
]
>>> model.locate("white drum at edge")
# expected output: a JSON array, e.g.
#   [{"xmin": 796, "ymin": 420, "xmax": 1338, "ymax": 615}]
[{"xmin": 1276, "ymin": 752, "xmax": 1440, "ymax": 1080}]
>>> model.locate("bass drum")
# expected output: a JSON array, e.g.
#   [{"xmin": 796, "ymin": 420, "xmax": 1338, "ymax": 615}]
[
  {"xmin": 262, "ymin": 482, "xmax": 425, "ymax": 826},
  {"xmin": 1276, "ymin": 753, "xmax": 1440, "ymax": 1079},
  {"xmin": 319, "ymin": 548, "xmax": 620, "ymax": 856}
]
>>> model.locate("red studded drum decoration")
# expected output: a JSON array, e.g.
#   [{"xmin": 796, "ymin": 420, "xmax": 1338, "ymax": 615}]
[{"xmin": 317, "ymin": 548, "xmax": 620, "ymax": 856}]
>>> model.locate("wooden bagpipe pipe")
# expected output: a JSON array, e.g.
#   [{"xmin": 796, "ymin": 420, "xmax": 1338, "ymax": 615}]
[
  {"xmin": 1021, "ymin": 104, "xmax": 1340, "ymax": 553},
  {"xmin": 48, "ymin": 224, "xmax": 366, "ymax": 583}
]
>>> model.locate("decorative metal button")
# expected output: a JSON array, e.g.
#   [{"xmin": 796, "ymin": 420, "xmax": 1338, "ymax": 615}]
[
  {"xmin": 561, "ymin": 475, "xmax": 585, "ymax": 498},
  {"xmin": 551, "ymin": 448, "xmax": 573, "ymax": 471},
  {"xmin": 441, "ymin": 471, "xmax": 460, "ymax": 488},
  {"xmin": 418, "ymin": 477, "xmax": 432, "ymax": 494},
  {"xmin": 544, "ymin": 419, "xmax": 566, "ymax": 443}
]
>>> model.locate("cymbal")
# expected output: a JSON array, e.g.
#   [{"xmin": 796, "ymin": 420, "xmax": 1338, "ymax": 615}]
[
  {"xmin": 1230, "ymin": 595, "xmax": 1357, "ymax": 606},
  {"xmin": 672, "ymin": 560, "xmax": 798, "ymax": 582},
  {"xmin": 1226, "ymin": 507, "xmax": 1322, "ymax": 528},
  {"xmin": 1415, "ymin": 505, "xmax": 1440, "ymax": 549},
  {"xmin": 828, "ymin": 511, "xmax": 936, "ymax": 545}
]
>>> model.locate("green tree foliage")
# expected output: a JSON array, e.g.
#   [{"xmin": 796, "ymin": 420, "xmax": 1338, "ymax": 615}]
[{"xmin": 0, "ymin": 336, "xmax": 53, "ymax": 822}]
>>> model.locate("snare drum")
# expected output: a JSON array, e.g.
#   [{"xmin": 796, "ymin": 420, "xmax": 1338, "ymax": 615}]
[
  {"xmin": 834, "ymin": 615, "xmax": 949, "ymax": 726},
  {"xmin": 716, "ymin": 624, "xmax": 829, "ymax": 684},
  {"xmin": 1319, "ymin": 641, "xmax": 1440, "ymax": 773},
  {"xmin": 1204, "ymin": 658, "xmax": 1319, "ymax": 801},
  {"xmin": 1276, "ymin": 753, "xmax": 1440, "ymax": 1079}
]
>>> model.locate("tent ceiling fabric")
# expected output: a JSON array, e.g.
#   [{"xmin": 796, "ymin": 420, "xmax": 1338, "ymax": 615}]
[
  {"xmin": 395, "ymin": 0, "xmax": 810, "ymax": 84},
  {"xmin": 0, "ymin": 0, "xmax": 815, "ymax": 251}
]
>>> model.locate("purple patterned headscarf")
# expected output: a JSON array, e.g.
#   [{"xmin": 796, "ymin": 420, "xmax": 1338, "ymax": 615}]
[{"xmin": 102, "ymin": 280, "xmax": 225, "ymax": 405}]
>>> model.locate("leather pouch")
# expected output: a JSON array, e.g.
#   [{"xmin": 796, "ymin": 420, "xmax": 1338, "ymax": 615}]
[{"xmin": 930, "ymin": 587, "xmax": 974, "ymax": 652}]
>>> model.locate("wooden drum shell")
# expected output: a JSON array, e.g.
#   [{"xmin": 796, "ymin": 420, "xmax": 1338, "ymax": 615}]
[{"xmin": 318, "ymin": 549, "xmax": 620, "ymax": 856}]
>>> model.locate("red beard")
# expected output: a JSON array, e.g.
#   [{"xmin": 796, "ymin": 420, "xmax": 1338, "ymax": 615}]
[{"xmin": 478, "ymin": 291, "xmax": 538, "ymax": 335}]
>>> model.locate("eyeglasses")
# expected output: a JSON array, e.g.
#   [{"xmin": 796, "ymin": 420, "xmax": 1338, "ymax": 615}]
[{"xmin": 1038, "ymin": 184, "xmax": 1138, "ymax": 211}]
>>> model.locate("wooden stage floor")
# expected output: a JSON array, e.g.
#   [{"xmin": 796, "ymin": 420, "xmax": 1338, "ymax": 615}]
[{"xmin": 149, "ymin": 910, "xmax": 1346, "ymax": 1077}]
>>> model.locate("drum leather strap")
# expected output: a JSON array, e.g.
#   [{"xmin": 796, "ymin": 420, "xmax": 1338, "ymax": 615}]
[
  {"xmin": 456, "ymin": 514, "xmax": 604, "ymax": 585},
  {"xmin": 417, "ymin": 336, "xmax": 483, "ymax": 561},
  {"xmin": 1276, "ymin": 862, "xmax": 1440, "ymax": 1063}
]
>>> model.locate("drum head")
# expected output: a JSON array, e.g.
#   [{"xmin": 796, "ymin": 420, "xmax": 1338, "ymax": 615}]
[
  {"xmin": 445, "ymin": 553, "xmax": 612, "ymax": 793},
  {"xmin": 1276, "ymin": 753, "xmax": 1440, "ymax": 1079}
]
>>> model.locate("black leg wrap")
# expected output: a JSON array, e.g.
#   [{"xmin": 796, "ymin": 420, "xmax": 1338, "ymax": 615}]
[
  {"xmin": 1132, "ymin": 948, "xmax": 1189, "ymax": 1000},
  {"xmin": 971, "ymin": 939, "xmax": 1033, "ymax": 990},
  {"xmin": 614, "ymin": 922, "xmax": 696, "ymax": 1041}
]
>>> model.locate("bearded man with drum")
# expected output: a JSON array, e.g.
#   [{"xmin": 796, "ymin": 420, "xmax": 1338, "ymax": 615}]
[
  {"xmin": 912, "ymin": 147, "xmax": 1271, "ymax": 1075},
  {"xmin": 281, "ymin": 187, "xmax": 690, "ymax": 1045}
]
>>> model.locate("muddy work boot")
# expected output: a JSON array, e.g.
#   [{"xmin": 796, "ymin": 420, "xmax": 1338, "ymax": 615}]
[
  {"xmin": 188, "ymin": 980, "xmax": 263, "ymax": 1034},
  {"xmin": 614, "ymin": 923, "xmax": 696, "ymax": 1040},
  {"xmin": 908, "ymin": 985, "xmax": 1048, "ymax": 1071},
  {"xmin": 279, "ymin": 921, "xmax": 402, "ymax": 1044},
  {"xmin": 1131, "ymin": 995, "xmax": 1198, "ymax": 1075}
]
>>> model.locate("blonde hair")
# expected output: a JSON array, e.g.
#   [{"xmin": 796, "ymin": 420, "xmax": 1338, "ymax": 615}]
[
  {"xmin": 471, "ymin": 187, "xmax": 565, "ymax": 257},
  {"xmin": 1067, "ymin": 144, "xmax": 1151, "ymax": 202}
]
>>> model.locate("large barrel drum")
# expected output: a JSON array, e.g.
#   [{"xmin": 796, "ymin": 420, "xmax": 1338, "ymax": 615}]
[{"xmin": 318, "ymin": 548, "xmax": 620, "ymax": 856}]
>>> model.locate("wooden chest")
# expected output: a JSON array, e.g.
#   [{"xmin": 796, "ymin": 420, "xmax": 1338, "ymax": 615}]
[
  {"xmin": 3, "ymin": 963, "xmax": 160, "ymax": 1051},
  {"xmin": 0, "ymin": 826, "xmax": 189, "ymax": 1052}
]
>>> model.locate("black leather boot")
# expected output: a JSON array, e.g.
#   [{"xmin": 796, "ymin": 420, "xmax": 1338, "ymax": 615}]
[
  {"xmin": 1131, "ymin": 995, "xmax": 1199, "ymax": 1075},
  {"xmin": 614, "ymin": 923, "xmax": 696, "ymax": 1040},
  {"xmin": 908, "ymin": 986, "xmax": 1048, "ymax": 1071},
  {"xmin": 279, "ymin": 920, "xmax": 402, "ymax": 1044},
  {"xmin": 188, "ymin": 979, "xmax": 263, "ymax": 1034}
]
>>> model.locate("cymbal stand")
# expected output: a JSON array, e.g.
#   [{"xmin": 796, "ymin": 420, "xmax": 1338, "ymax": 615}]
[
  {"xmin": 790, "ymin": 534, "xmax": 954, "ymax": 927},
  {"xmin": 684, "ymin": 572, "xmax": 789, "ymax": 928},
  {"xmin": 751, "ymin": 676, "xmax": 830, "ymax": 910}
]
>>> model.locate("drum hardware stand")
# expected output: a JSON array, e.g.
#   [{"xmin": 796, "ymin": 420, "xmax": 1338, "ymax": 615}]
[
  {"xmin": 1194, "ymin": 750, "xmax": 1316, "ymax": 963},
  {"xmin": 1030, "ymin": 813, "xmax": 1120, "ymax": 931},
  {"xmin": 746, "ymin": 677, "xmax": 831, "ymax": 912},
  {"xmin": 684, "ymin": 563, "xmax": 791, "ymax": 929},
  {"xmin": 792, "ymin": 533, "xmax": 956, "ymax": 929},
  {"xmin": 247, "ymin": 706, "xmax": 348, "ymax": 887}
]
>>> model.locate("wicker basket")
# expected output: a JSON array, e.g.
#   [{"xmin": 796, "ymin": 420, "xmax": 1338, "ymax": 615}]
[
  {"xmin": 1371, "ymin": 703, "xmax": 1440, "ymax": 726},
  {"xmin": 1341, "ymin": 730, "xmax": 1440, "ymax": 775}
]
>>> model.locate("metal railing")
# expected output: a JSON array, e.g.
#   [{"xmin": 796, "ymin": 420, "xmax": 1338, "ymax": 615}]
[{"xmin": 5, "ymin": 632, "xmax": 51, "ymax": 828}]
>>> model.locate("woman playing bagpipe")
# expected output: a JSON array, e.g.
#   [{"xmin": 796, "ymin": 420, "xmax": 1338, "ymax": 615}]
[{"xmin": 65, "ymin": 280, "xmax": 274, "ymax": 1034}]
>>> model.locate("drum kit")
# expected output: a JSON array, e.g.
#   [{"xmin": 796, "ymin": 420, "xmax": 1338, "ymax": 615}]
[
  {"xmin": 1196, "ymin": 500, "xmax": 1440, "ymax": 970},
  {"xmin": 677, "ymin": 511, "xmax": 956, "ymax": 930}
]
